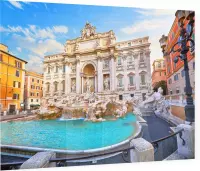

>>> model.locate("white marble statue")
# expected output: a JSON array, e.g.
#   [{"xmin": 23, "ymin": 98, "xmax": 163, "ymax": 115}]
[
  {"xmin": 85, "ymin": 78, "xmax": 91, "ymax": 93},
  {"xmin": 71, "ymin": 80, "xmax": 76, "ymax": 92},
  {"xmin": 104, "ymin": 76, "xmax": 110, "ymax": 91}
]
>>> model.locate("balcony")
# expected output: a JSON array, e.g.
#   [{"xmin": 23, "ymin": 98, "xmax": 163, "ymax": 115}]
[
  {"xmin": 140, "ymin": 83, "xmax": 147, "ymax": 89},
  {"xmin": 53, "ymin": 91, "xmax": 59, "ymax": 96},
  {"xmin": 139, "ymin": 61, "xmax": 147, "ymax": 68},
  {"xmin": 116, "ymin": 65, "xmax": 124, "ymax": 71},
  {"xmin": 117, "ymin": 85, "xmax": 124, "ymax": 91},
  {"xmin": 127, "ymin": 63, "xmax": 135, "ymax": 70},
  {"xmin": 46, "ymin": 75, "xmax": 51, "ymax": 80},
  {"xmin": 54, "ymin": 73, "xmax": 59, "ymax": 79},
  {"xmin": 45, "ymin": 92, "xmax": 50, "ymax": 96},
  {"xmin": 128, "ymin": 84, "xmax": 136, "ymax": 91}
]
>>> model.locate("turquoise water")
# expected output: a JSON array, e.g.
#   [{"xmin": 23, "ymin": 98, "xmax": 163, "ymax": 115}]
[{"xmin": 0, "ymin": 113, "xmax": 136, "ymax": 150}]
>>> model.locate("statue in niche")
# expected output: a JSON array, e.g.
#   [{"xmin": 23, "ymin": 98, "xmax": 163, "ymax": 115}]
[
  {"xmin": 103, "ymin": 60, "xmax": 109, "ymax": 69},
  {"xmin": 71, "ymin": 80, "xmax": 76, "ymax": 92},
  {"xmin": 104, "ymin": 76, "xmax": 110, "ymax": 91},
  {"xmin": 85, "ymin": 78, "xmax": 91, "ymax": 93},
  {"xmin": 81, "ymin": 22, "xmax": 96, "ymax": 39}
]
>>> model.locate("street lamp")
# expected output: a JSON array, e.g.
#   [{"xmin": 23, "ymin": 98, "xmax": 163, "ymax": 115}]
[{"xmin": 170, "ymin": 10, "xmax": 195, "ymax": 123}]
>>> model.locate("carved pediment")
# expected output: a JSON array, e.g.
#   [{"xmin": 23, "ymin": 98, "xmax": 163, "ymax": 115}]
[{"xmin": 81, "ymin": 22, "xmax": 96, "ymax": 40}]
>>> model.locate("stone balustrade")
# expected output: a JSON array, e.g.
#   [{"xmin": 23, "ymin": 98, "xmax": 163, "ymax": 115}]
[{"xmin": 165, "ymin": 94, "xmax": 195, "ymax": 107}]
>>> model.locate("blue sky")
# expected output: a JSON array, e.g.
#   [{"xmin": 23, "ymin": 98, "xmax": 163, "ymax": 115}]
[{"xmin": 0, "ymin": 0, "xmax": 176, "ymax": 73}]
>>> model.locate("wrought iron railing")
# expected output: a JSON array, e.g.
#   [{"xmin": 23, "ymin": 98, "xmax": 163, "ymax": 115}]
[{"xmin": 151, "ymin": 128, "xmax": 185, "ymax": 154}]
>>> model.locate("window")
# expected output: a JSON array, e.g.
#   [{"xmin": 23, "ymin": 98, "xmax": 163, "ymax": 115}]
[
  {"xmin": 0, "ymin": 54, "xmax": 2, "ymax": 61},
  {"xmin": 174, "ymin": 62, "xmax": 177, "ymax": 69},
  {"xmin": 128, "ymin": 56, "xmax": 133, "ymax": 65},
  {"xmin": 13, "ymin": 94, "xmax": 19, "ymax": 100},
  {"xmin": 193, "ymin": 62, "xmax": 195, "ymax": 70},
  {"xmin": 63, "ymin": 65, "xmax": 65, "ymax": 73},
  {"xmin": 118, "ymin": 57, "xmax": 122, "ymax": 65},
  {"xmin": 157, "ymin": 62, "xmax": 161, "ymax": 68},
  {"xmin": 48, "ymin": 67, "xmax": 51, "ymax": 73},
  {"xmin": 32, "ymin": 78, "xmax": 34, "ymax": 82},
  {"xmin": 176, "ymin": 88, "xmax": 180, "ymax": 94},
  {"xmin": 118, "ymin": 77, "xmax": 123, "ymax": 87},
  {"xmin": 129, "ymin": 75, "xmax": 134, "ymax": 85},
  {"xmin": 168, "ymin": 78, "xmax": 172, "ymax": 84},
  {"xmin": 31, "ymin": 85, "xmax": 35, "ymax": 89},
  {"xmin": 15, "ymin": 61, "xmax": 22, "ymax": 68},
  {"xmin": 181, "ymin": 70, "xmax": 185, "ymax": 77},
  {"xmin": 163, "ymin": 62, "xmax": 166, "ymax": 68},
  {"xmin": 31, "ymin": 99, "xmax": 33, "ymax": 102},
  {"xmin": 54, "ymin": 82, "xmax": 58, "ymax": 92},
  {"xmin": 164, "ymin": 72, "xmax": 166, "ymax": 75},
  {"xmin": 37, "ymin": 80, "xmax": 39, "ymax": 83},
  {"xmin": 37, "ymin": 93, "xmax": 39, "ymax": 97},
  {"xmin": 168, "ymin": 66, "xmax": 171, "ymax": 74},
  {"xmin": 141, "ymin": 74, "xmax": 145, "ymax": 85},
  {"xmin": 47, "ymin": 84, "xmax": 50, "ymax": 92},
  {"xmin": 160, "ymin": 72, "xmax": 162, "ymax": 76},
  {"xmin": 62, "ymin": 81, "xmax": 65, "ymax": 92},
  {"xmin": 36, "ymin": 99, "xmax": 39, "ymax": 102},
  {"xmin": 55, "ymin": 66, "xmax": 59, "ymax": 73},
  {"xmin": 128, "ymin": 42, "xmax": 131, "ymax": 47},
  {"xmin": 140, "ymin": 53, "xmax": 144, "ymax": 62},
  {"xmin": 16, "ymin": 70, "xmax": 20, "ymax": 77},
  {"xmin": 174, "ymin": 74, "xmax": 179, "ymax": 81},
  {"xmin": 42, "ymin": 81, "xmax": 44, "ymax": 84},
  {"xmin": 30, "ymin": 92, "xmax": 35, "ymax": 96},
  {"xmin": 13, "ymin": 81, "xmax": 20, "ymax": 88},
  {"xmin": 170, "ymin": 90, "xmax": 173, "ymax": 95}
]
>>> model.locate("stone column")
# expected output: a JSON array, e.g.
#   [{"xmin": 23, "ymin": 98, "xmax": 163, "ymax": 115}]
[
  {"xmin": 176, "ymin": 124, "xmax": 194, "ymax": 159},
  {"xmin": 65, "ymin": 63, "xmax": 70, "ymax": 94},
  {"xmin": 130, "ymin": 138, "xmax": 154, "ymax": 162},
  {"xmin": 81, "ymin": 76, "xmax": 83, "ymax": 93},
  {"xmin": 76, "ymin": 58, "xmax": 81, "ymax": 94},
  {"xmin": 145, "ymin": 50, "xmax": 151, "ymax": 86},
  {"xmin": 95, "ymin": 74, "xmax": 98, "ymax": 92},
  {"xmin": 123, "ymin": 56, "xmax": 128, "ymax": 91},
  {"xmin": 134, "ymin": 53, "xmax": 140, "ymax": 91},
  {"xmin": 97, "ymin": 57, "xmax": 103, "ymax": 92},
  {"xmin": 110, "ymin": 56, "xmax": 116, "ymax": 91},
  {"xmin": 50, "ymin": 81, "xmax": 54, "ymax": 97}
]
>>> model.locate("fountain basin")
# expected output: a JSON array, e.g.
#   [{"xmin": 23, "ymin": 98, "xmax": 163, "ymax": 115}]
[{"xmin": 0, "ymin": 113, "xmax": 141, "ymax": 153}]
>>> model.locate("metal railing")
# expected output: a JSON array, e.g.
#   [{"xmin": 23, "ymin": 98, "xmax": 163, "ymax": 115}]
[{"xmin": 151, "ymin": 128, "xmax": 185, "ymax": 153}]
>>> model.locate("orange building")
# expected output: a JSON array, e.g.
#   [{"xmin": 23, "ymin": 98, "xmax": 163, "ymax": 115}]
[
  {"xmin": 24, "ymin": 71, "xmax": 43, "ymax": 110},
  {"xmin": 151, "ymin": 59, "xmax": 166, "ymax": 88},
  {"xmin": 0, "ymin": 43, "xmax": 27, "ymax": 114},
  {"xmin": 160, "ymin": 12, "xmax": 195, "ymax": 95}
]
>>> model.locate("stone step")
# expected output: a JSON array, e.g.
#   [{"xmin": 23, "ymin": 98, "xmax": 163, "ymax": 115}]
[{"xmin": 164, "ymin": 150, "xmax": 187, "ymax": 160}]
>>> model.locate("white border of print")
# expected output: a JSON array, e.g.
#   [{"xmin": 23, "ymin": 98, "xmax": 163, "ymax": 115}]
[{"xmin": 6, "ymin": 0, "xmax": 200, "ymax": 171}]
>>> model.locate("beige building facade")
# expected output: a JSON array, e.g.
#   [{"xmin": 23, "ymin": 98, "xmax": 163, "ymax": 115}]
[{"xmin": 43, "ymin": 23, "xmax": 151, "ymax": 103}]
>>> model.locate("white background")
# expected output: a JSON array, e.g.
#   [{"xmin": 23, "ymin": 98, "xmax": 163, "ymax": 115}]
[{"xmin": 7, "ymin": 0, "xmax": 200, "ymax": 171}]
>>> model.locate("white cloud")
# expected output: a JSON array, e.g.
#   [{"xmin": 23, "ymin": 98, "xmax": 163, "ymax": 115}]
[
  {"xmin": 1, "ymin": 25, "xmax": 69, "ymax": 40},
  {"xmin": 8, "ymin": 1, "xmax": 23, "ymax": 10},
  {"xmin": 120, "ymin": 9, "xmax": 176, "ymax": 73},
  {"xmin": 135, "ymin": 9, "xmax": 175, "ymax": 16},
  {"xmin": 53, "ymin": 26, "xmax": 68, "ymax": 33},
  {"xmin": 121, "ymin": 18, "xmax": 167, "ymax": 35},
  {"xmin": 16, "ymin": 47, "xmax": 22, "ymax": 52},
  {"xmin": 26, "ymin": 55, "xmax": 43, "ymax": 73}
]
